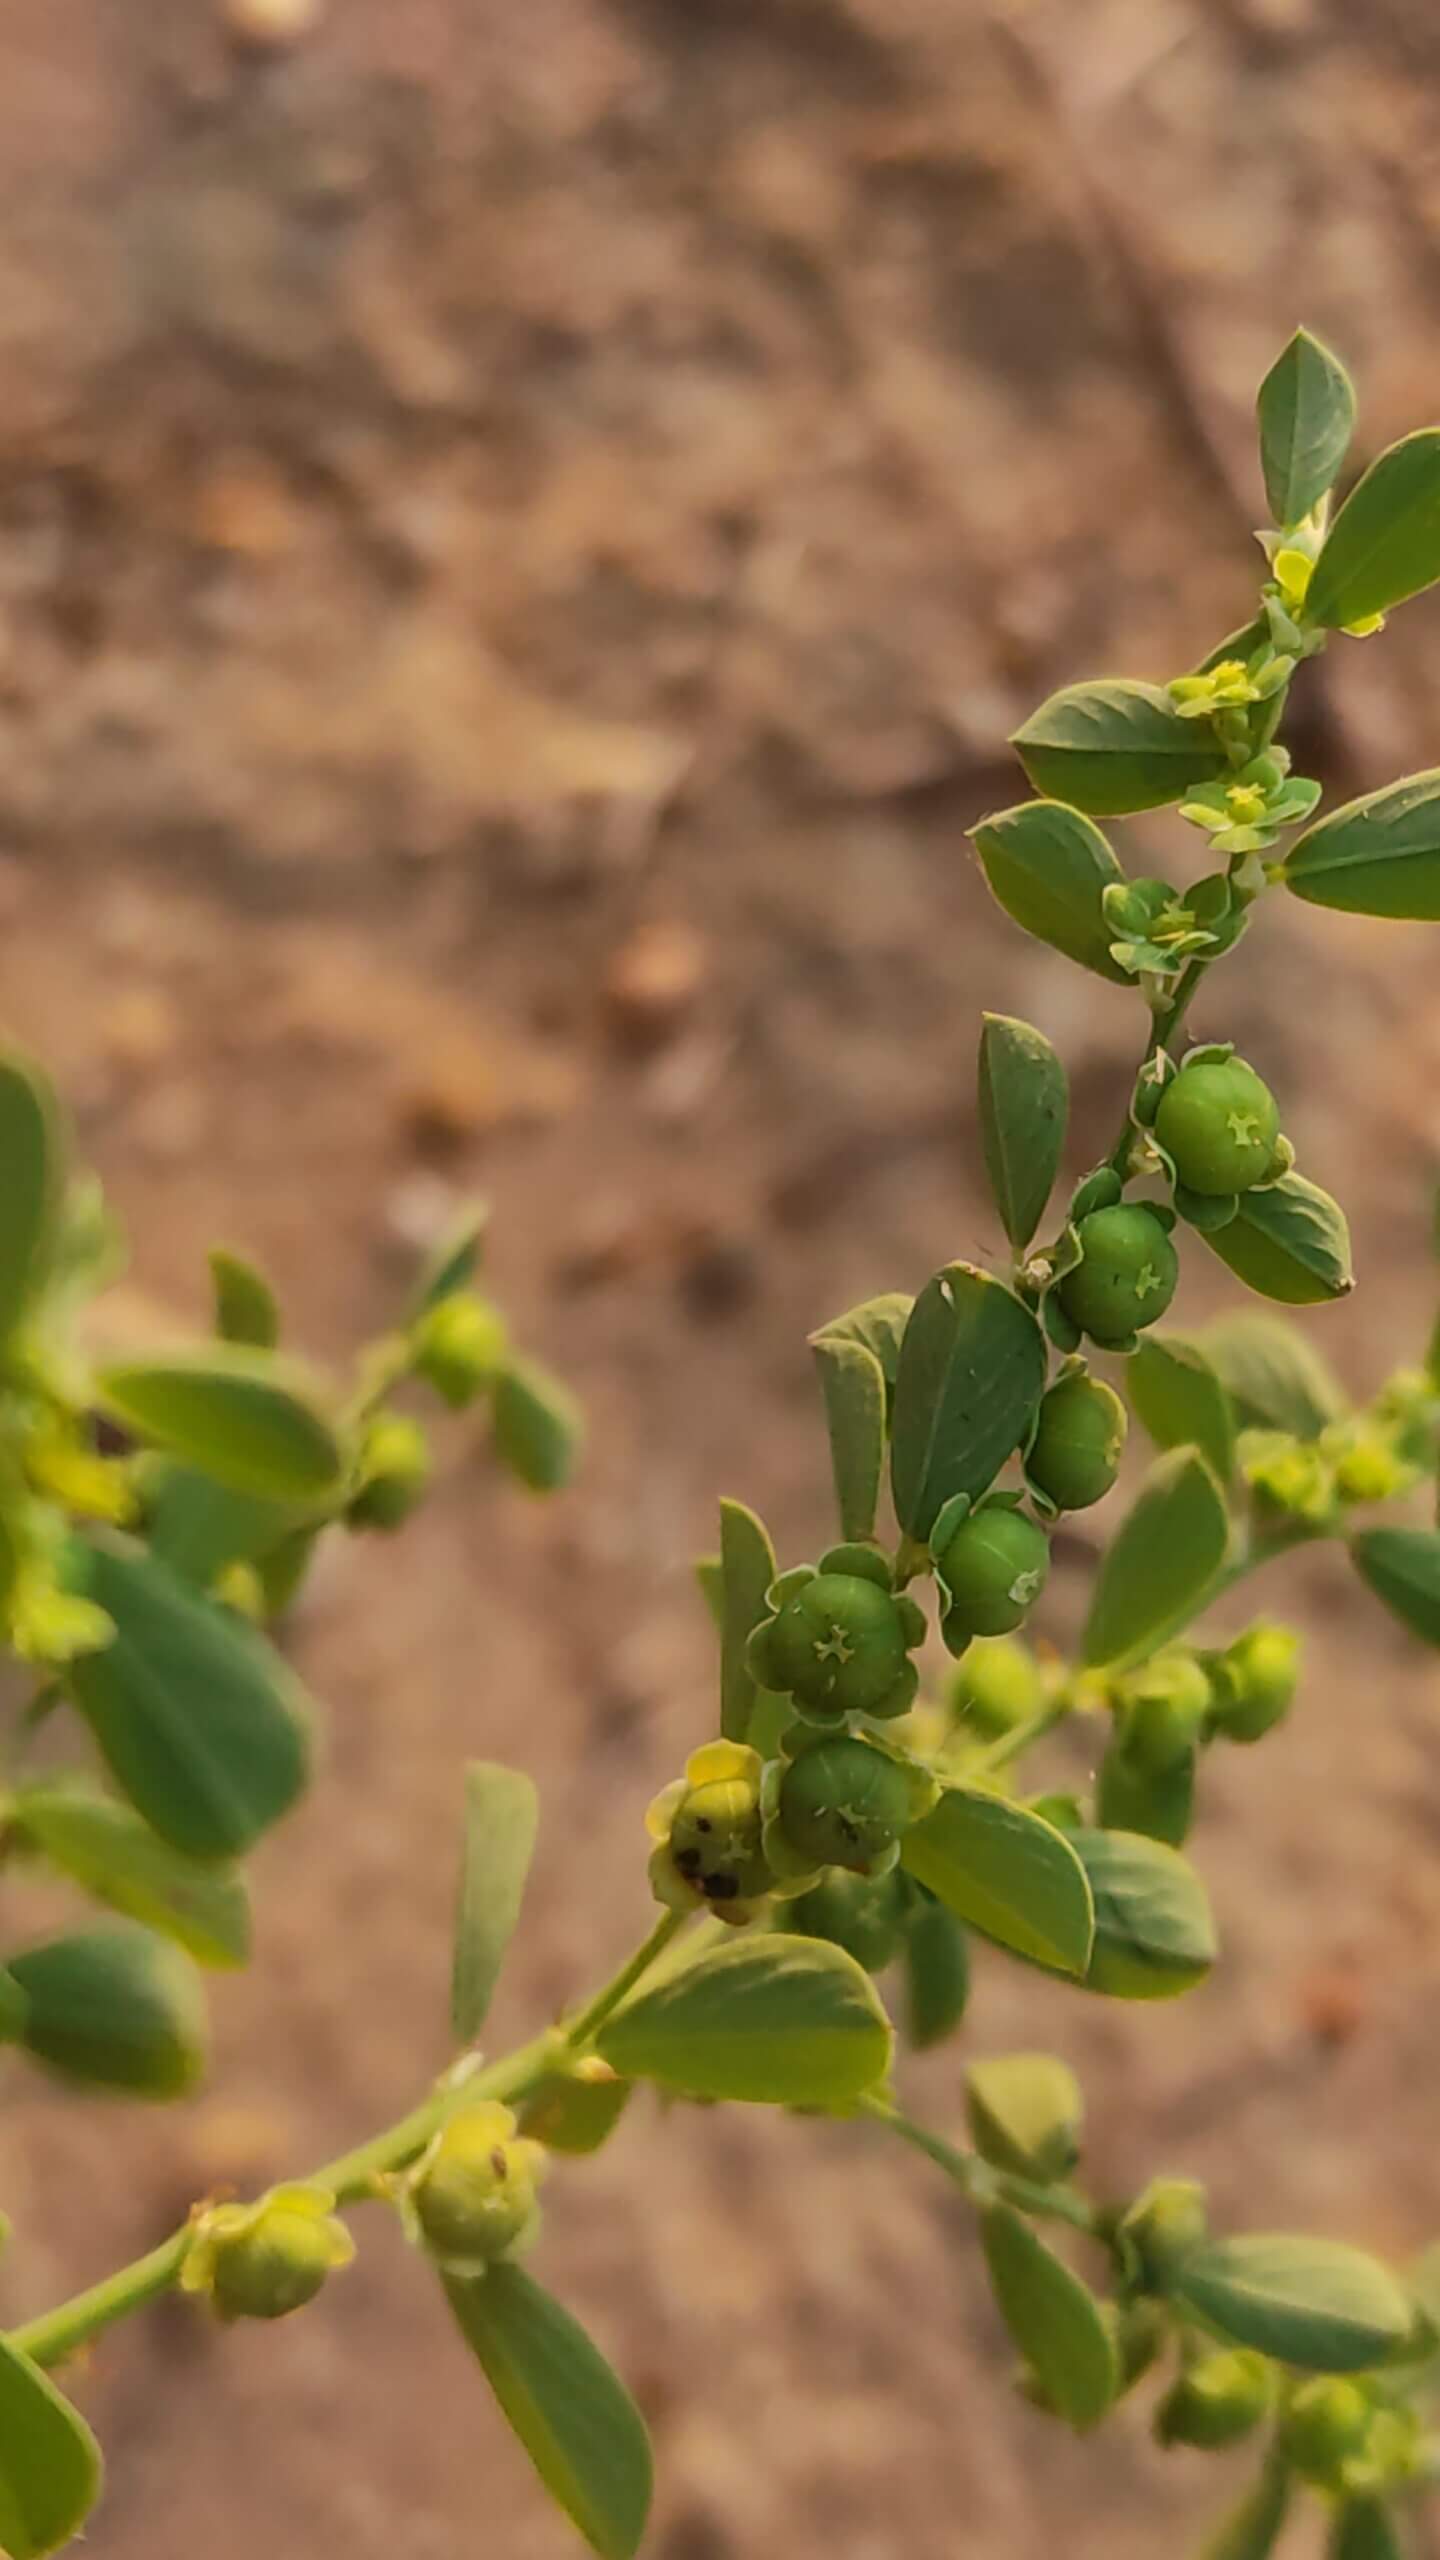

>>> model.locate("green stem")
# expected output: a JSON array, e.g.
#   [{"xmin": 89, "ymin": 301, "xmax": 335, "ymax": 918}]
[
  {"xmin": 1106, "ymin": 958, "xmax": 1208, "ymax": 1177},
  {"xmin": 859, "ymin": 2094, "xmax": 1100, "ymax": 2237},
  {"xmin": 8, "ymin": 1909, "xmax": 691, "ymax": 2370},
  {"xmin": 967, "ymin": 1697, "xmax": 1071, "ymax": 1780}
]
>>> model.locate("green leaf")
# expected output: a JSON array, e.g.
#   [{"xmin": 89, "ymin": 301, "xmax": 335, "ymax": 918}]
[
  {"xmin": 965, "ymin": 2052, "xmax": 1083, "ymax": 2183},
  {"xmin": 8, "ymin": 1926, "xmax": 207, "ymax": 2098},
  {"xmin": 902, "ymin": 1894, "xmax": 970, "ymax": 2049},
  {"xmin": 810, "ymin": 1293, "xmax": 913, "ymax": 1394},
  {"xmin": 519, "ymin": 2069, "xmax": 632, "ymax": 2156},
  {"xmin": 718, "ymin": 1498, "xmax": 777, "ymax": 1745},
  {"xmin": 0, "ymin": 2337, "xmax": 102, "ymax": 2557},
  {"xmin": 901, "ymin": 1787, "xmax": 1094, "ymax": 1976},
  {"xmin": 1128, "ymin": 1335, "xmax": 1236, "ymax": 1485},
  {"xmin": 410, "ymin": 1202, "xmax": 490, "ymax": 1315},
  {"xmin": 492, "ymin": 1357, "xmax": 582, "ymax": 1493},
  {"xmin": 1285, "ymin": 770, "xmax": 1440, "ymax": 920},
  {"xmin": 890, "ymin": 1265, "xmax": 1046, "ymax": 1540},
  {"xmin": 596, "ymin": 1934, "xmax": 892, "ymax": 2107},
  {"xmin": 1352, "ymin": 1528, "xmax": 1440, "ymax": 1648},
  {"xmin": 13, "ymin": 1786, "xmax": 250, "ymax": 1968},
  {"xmin": 1082, "ymin": 1449, "xmax": 1230, "ymax": 1670},
  {"xmin": 1010, "ymin": 683, "xmax": 1229, "ymax": 817},
  {"xmin": 147, "ymin": 1468, "xmax": 311, "ymax": 1588},
  {"xmin": 1307, "ymin": 428, "xmax": 1440, "ymax": 628},
  {"xmin": 1329, "ymin": 2501, "xmax": 1404, "ymax": 2560},
  {"xmin": 99, "ymin": 1349, "xmax": 345, "ymax": 1504},
  {"xmin": 1176, "ymin": 2235, "xmax": 1415, "ymax": 2373},
  {"xmin": 980, "ymin": 2205, "xmax": 1118, "ymax": 2430},
  {"xmin": 970, "ymin": 801, "xmax": 1131, "ymax": 981},
  {"xmin": 1196, "ymin": 2456, "xmax": 1291, "ymax": 2560},
  {"xmin": 0, "ymin": 1053, "xmax": 64, "ymax": 1348},
  {"xmin": 978, "ymin": 1014, "xmax": 1069, "ymax": 1251},
  {"xmin": 1193, "ymin": 1312, "xmax": 1346, "ymax": 1440},
  {"xmin": 1257, "ymin": 329, "xmax": 1356, "ymax": 528},
  {"xmin": 1065, "ymin": 1827, "xmax": 1216, "ymax": 2000},
  {"xmin": 450, "ymin": 1763, "xmax": 539, "ymax": 2042},
  {"xmin": 810, "ymin": 1335, "xmax": 886, "ymax": 1542},
  {"xmin": 443, "ymin": 2262, "xmax": 651, "ymax": 2560},
  {"xmin": 1203, "ymin": 1174, "xmax": 1354, "ymax": 1306},
  {"xmin": 208, "ymin": 1248, "xmax": 280, "ymax": 1349},
  {"xmin": 65, "ymin": 1539, "xmax": 311, "ymax": 1860}
]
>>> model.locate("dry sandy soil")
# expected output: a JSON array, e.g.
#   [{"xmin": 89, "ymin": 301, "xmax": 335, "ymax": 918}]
[{"xmin": 1, "ymin": 1, "xmax": 1440, "ymax": 2554}]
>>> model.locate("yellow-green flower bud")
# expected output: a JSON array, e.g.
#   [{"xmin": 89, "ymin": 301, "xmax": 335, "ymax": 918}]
[
  {"xmin": 946, "ymin": 1637, "xmax": 1045, "ymax": 1738},
  {"xmin": 1209, "ymin": 1622, "xmax": 1300, "ymax": 1744},
  {"xmin": 1118, "ymin": 2178, "xmax": 1208, "ymax": 2293},
  {"xmin": 347, "ymin": 1412, "xmax": 432, "ymax": 1530},
  {"xmin": 181, "ymin": 2184, "xmax": 355, "ymax": 2323},
  {"xmin": 1155, "ymin": 2349, "xmax": 1275, "ymax": 2449},
  {"xmin": 413, "ymin": 1296, "xmax": 508, "ymax": 1409},
  {"xmin": 403, "ymin": 2102, "xmax": 547, "ymax": 2276},
  {"xmin": 1281, "ymin": 2378, "xmax": 1375, "ymax": 2490}
]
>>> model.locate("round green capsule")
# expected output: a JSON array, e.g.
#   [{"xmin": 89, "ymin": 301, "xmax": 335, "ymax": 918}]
[
  {"xmin": 1119, "ymin": 1653, "xmax": 1212, "ymax": 1774},
  {"xmin": 407, "ymin": 2104, "xmax": 545, "ymax": 2274},
  {"xmin": 1027, "ymin": 1372, "xmax": 1127, "ymax": 1511},
  {"xmin": 185, "ymin": 2186, "xmax": 355, "ymax": 2324},
  {"xmin": 669, "ymin": 1776, "xmax": 771, "ymax": 1910},
  {"xmin": 1058, "ymin": 1205, "xmax": 1179, "ymax": 1348},
  {"xmin": 763, "ymin": 1573, "xmax": 913, "ymax": 1720},
  {"xmin": 1154, "ymin": 1058, "xmax": 1280, "ymax": 1197},
  {"xmin": 792, "ymin": 1868, "xmax": 908, "ymax": 1973},
  {"xmin": 1281, "ymin": 2378, "xmax": 1375, "ymax": 2489},
  {"xmin": 777, "ymin": 1737, "xmax": 919, "ymax": 1876},
  {"xmin": 346, "ymin": 1412, "xmax": 431, "ymax": 1530},
  {"xmin": 1210, "ymin": 1622, "xmax": 1299, "ymax": 1744},
  {"xmin": 1154, "ymin": 2349, "xmax": 1274, "ymax": 2450},
  {"xmin": 936, "ymin": 1509, "xmax": 1049, "ymax": 1642}
]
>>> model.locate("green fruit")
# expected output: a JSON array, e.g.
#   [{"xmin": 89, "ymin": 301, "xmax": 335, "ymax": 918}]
[
  {"xmin": 193, "ymin": 2187, "xmax": 354, "ymax": 2323},
  {"xmin": 1155, "ymin": 2349, "xmax": 1274, "ymax": 2449},
  {"xmin": 947, "ymin": 1636, "xmax": 1044, "ymax": 1737},
  {"xmin": 669, "ymin": 1777, "xmax": 771, "ymax": 1908},
  {"xmin": 409, "ymin": 2105, "xmax": 545, "ymax": 2273},
  {"xmin": 1210, "ymin": 1621, "xmax": 1300, "ymax": 1743},
  {"xmin": 1282, "ymin": 2378, "xmax": 1375, "ymax": 2488},
  {"xmin": 1027, "ymin": 1372, "xmax": 1127, "ymax": 1511},
  {"xmin": 1119, "ymin": 1653, "xmax": 1212, "ymax": 1774},
  {"xmin": 936, "ymin": 1509, "xmax": 1049, "ymax": 1642},
  {"xmin": 1154, "ymin": 1058, "xmax": 1280, "ymax": 1197},
  {"xmin": 792, "ymin": 1869, "xmax": 908, "ymax": 1972},
  {"xmin": 777, "ymin": 1737, "xmax": 918, "ymax": 1875},
  {"xmin": 764, "ymin": 1573, "xmax": 912, "ymax": 1719},
  {"xmin": 1059, "ymin": 1205, "xmax": 1179, "ymax": 1346}
]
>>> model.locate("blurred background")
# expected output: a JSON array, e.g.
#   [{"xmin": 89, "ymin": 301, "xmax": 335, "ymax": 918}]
[{"xmin": 2, "ymin": 0, "xmax": 1440, "ymax": 2552}]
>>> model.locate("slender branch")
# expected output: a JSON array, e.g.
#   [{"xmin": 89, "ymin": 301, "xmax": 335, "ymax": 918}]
[
  {"xmin": 7, "ymin": 1909, "xmax": 692, "ymax": 2370},
  {"xmin": 1106, "ymin": 957, "xmax": 1209, "ymax": 1177},
  {"xmin": 858, "ymin": 2093, "xmax": 1101, "ymax": 2237}
]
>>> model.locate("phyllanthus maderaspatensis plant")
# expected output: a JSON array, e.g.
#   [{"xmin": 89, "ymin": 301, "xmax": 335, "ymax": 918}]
[{"xmin": 5, "ymin": 334, "xmax": 1440, "ymax": 2560}]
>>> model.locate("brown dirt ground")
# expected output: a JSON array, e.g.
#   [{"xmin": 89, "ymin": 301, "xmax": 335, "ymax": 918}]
[{"xmin": 2, "ymin": 1, "xmax": 1440, "ymax": 2553}]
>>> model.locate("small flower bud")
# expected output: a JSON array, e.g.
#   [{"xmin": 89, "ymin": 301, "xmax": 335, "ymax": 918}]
[
  {"xmin": 946, "ymin": 1637, "xmax": 1045, "ymax": 1738},
  {"xmin": 346, "ymin": 1412, "xmax": 432, "ymax": 1530},
  {"xmin": 1209, "ymin": 1622, "xmax": 1300, "ymax": 1744},
  {"xmin": 1118, "ymin": 1654, "xmax": 1212, "ymax": 1774},
  {"xmin": 181, "ymin": 2185, "xmax": 354, "ymax": 2323},
  {"xmin": 1281, "ymin": 2378, "xmax": 1376, "ymax": 2490},
  {"xmin": 1154, "ymin": 2349, "xmax": 1275, "ymax": 2449},
  {"xmin": 413, "ymin": 1297, "xmax": 508, "ymax": 1409},
  {"xmin": 403, "ymin": 2102, "xmax": 547, "ymax": 2277},
  {"xmin": 1118, "ymin": 2178, "xmax": 1208, "ymax": 2293}
]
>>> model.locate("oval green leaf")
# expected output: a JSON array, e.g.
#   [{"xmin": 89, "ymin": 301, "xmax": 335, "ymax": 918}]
[
  {"xmin": 1010, "ymin": 682, "xmax": 1229, "ymax": 817},
  {"xmin": 0, "ymin": 1053, "xmax": 65, "ymax": 1349},
  {"xmin": 810, "ymin": 1292, "xmax": 913, "ymax": 1394},
  {"xmin": 1082, "ymin": 1448, "xmax": 1230, "ymax": 1670},
  {"xmin": 1203, "ymin": 1173, "xmax": 1354, "ymax": 1306},
  {"xmin": 1193, "ymin": 1311, "xmax": 1346, "ymax": 1440},
  {"xmin": 900, "ymin": 1787, "xmax": 1094, "ymax": 1977},
  {"xmin": 978, "ymin": 1014, "xmax": 1069, "ymax": 1252},
  {"xmin": 13, "ymin": 1786, "xmax": 250, "ymax": 1968},
  {"xmin": 409, "ymin": 1201, "xmax": 490, "ymax": 1316},
  {"xmin": 980, "ymin": 2205, "xmax": 1118, "ymax": 2430},
  {"xmin": 64, "ymin": 1539, "xmax": 311, "ymax": 1860},
  {"xmin": 208, "ymin": 1247, "xmax": 280, "ymax": 1350},
  {"xmin": 443, "ymin": 2263, "xmax": 651, "ymax": 2560},
  {"xmin": 970, "ymin": 801, "xmax": 1131, "ymax": 981},
  {"xmin": 8, "ymin": 1926, "xmax": 207, "ymax": 2098},
  {"xmin": 965, "ymin": 2052, "xmax": 1083, "ymax": 2183},
  {"xmin": 450, "ymin": 1762, "xmax": 539, "ymax": 2042},
  {"xmin": 596, "ymin": 1933, "xmax": 892, "ymax": 2107},
  {"xmin": 0, "ymin": 2338, "xmax": 102, "ymax": 2557},
  {"xmin": 1352, "ymin": 1527, "xmax": 1440, "ymax": 1648},
  {"xmin": 1285, "ymin": 769, "xmax": 1440, "ymax": 920},
  {"xmin": 1257, "ymin": 328, "xmax": 1356, "ymax": 528},
  {"xmin": 1065, "ymin": 1827, "xmax": 1216, "ymax": 2000},
  {"xmin": 147, "ymin": 1468, "xmax": 311, "ymax": 1589},
  {"xmin": 1176, "ymin": 2234, "xmax": 1415, "ymax": 2373},
  {"xmin": 1128, "ymin": 1335, "xmax": 1236, "ymax": 1485},
  {"xmin": 717, "ymin": 1497, "xmax": 777, "ymax": 1745},
  {"xmin": 98, "ymin": 1349, "xmax": 345, "ymax": 1503},
  {"xmin": 810, "ymin": 1334, "xmax": 886, "ymax": 1543},
  {"xmin": 902, "ymin": 1894, "xmax": 970, "ymax": 2049},
  {"xmin": 1306, "ymin": 428, "xmax": 1440, "ymax": 628},
  {"xmin": 492, "ymin": 1356, "xmax": 583, "ymax": 1494},
  {"xmin": 519, "ymin": 2069, "xmax": 633, "ymax": 2157},
  {"xmin": 890, "ymin": 1265, "xmax": 1046, "ymax": 1540}
]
